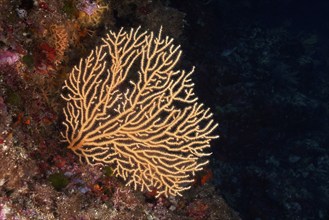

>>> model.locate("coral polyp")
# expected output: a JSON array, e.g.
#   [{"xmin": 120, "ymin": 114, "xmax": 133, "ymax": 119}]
[
  {"xmin": 76, "ymin": 0, "xmax": 98, "ymax": 16},
  {"xmin": 76, "ymin": 0, "xmax": 108, "ymax": 26}
]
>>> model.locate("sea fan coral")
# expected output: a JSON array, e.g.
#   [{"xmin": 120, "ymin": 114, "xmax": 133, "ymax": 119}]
[{"xmin": 61, "ymin": 27, "xmax": 218, "ymax": 197}]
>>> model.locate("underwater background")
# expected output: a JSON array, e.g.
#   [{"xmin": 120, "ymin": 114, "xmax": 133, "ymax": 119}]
[{"xmin": 0, "ymin": 0, "xmax": 328, "ymax": 219}]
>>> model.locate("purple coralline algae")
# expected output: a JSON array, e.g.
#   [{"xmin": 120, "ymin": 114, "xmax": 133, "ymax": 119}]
[
  {"xmin": 76, "ymin": 0, "xmax": 98, "ymax": 16},
  {"xmin": 0, "ymin": 50, "xmax": 19, "ymax": 66},
  {"xmin": 0, "ymin": 203, "xmax": 10, "ymax": 219}
]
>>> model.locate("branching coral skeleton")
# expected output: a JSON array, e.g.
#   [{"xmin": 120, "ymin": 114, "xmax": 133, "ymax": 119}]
[{"xmin": 61, "ymin": 27, "xmax": 218, "ymax": 197}]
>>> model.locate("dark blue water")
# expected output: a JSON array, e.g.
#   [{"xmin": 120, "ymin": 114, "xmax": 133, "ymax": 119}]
[{"xmin": 166, "ymin": 0, "xmax": 329, "ymax": 219}]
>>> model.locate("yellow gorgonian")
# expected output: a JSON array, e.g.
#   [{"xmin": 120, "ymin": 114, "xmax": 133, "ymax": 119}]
[{"xmin": 61, "ymin": 27, "xmax": 218, "ymax": 197}]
